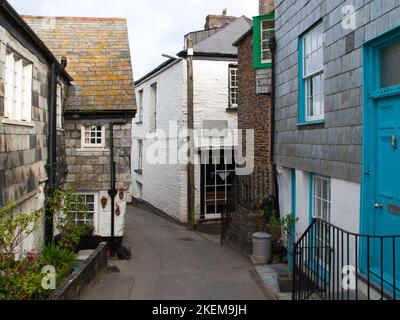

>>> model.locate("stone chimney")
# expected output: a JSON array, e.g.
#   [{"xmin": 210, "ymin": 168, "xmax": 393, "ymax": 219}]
[
  {"xmin": 259, "ymin": 0, "xmax": 274, "ymax": 15},
  {"xmin": 204, "ymin": 9, "xmax": 237, "ymax": 30}
]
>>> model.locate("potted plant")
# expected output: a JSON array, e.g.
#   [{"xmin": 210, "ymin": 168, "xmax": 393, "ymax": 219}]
[{"xmin": 265, "ymin": 213, "xmax": 297, "ymax": 292}]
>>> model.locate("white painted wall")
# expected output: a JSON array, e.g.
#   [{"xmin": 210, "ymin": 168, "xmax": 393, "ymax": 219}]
[
  {"xmin": 132, "ymin": 60, "xmax": 188, "ymax": 222},
  {"xmin": 132, "ymin": 58, "xmax": 238, "ymax": 223},
  {"xmin": 193, "ymin": 59, "xmax": 238, "ymax": 219},
  {"xmin": 277, "ymin": 167, "xmax": 361, "ymax": 240},
  {"xmin": 330, "ymin": 178, "xmax": 361, "ymax": 234},
  {"xmin": 295, "ymin": 170, "xmax": 311, "ymax": 239},
  {"xmin": 277, "ymin": 167, "xmax": 292, "ymax": 219}
]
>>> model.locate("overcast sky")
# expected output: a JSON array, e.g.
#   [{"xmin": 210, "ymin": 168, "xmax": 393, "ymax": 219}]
[{"xmin": 9, "ymin": 0, "xmax": 258, "ymax": 80}]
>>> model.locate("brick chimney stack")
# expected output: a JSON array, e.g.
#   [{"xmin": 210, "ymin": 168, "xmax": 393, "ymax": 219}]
[
  {"xmin": 259, "ymin": 0, "xmax": 274, "ymax": 15},
  {"xmin": 204, "ymin": 9, "xmax": 237, "ymax": 30}
]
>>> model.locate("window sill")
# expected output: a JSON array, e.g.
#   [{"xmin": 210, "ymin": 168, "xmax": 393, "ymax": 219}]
[
  {"xmin": 134, "ymin": 169, "xmax": 143, "ymax": 175},
  {"xmin": 2, "ymin": 119, "xmax": 35, "ymax": 128},
  {"xmin": 297, "ymin": 120, "xmax": 325, "ymax": 127},
  {"xmin": 226, "ymin": 107, "xmax": 238, "ymax": 112},
  {"xmin": 77, "ymin": 148, "xmax": 110, "ymax": 153}
]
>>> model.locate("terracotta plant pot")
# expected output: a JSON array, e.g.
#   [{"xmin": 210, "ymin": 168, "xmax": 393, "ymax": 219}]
[
  {"xmin": 101, "ymin": 196, "xmax": 108, "ymax": 209},
  {"xmin": 118, "ymin": 187, "xmax": 125, "ymax": 200},
  {"xmin": 115, "ymin": 204, "xmax": 121, "ymax": 216},
  {"xmin": 278, "ymin": 275, "xmax": 293, "ymax": 293}
]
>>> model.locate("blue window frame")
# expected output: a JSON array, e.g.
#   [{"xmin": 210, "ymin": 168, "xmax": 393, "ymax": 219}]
[{"xmin": 299, "ymin": 23, "xmax": 325, "ymax": 125}]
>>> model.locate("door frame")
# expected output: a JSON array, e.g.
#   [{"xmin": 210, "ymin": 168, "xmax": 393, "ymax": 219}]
[{"xmin": 361, "ymin": 25, "xmax": 400, "ymax": 263}]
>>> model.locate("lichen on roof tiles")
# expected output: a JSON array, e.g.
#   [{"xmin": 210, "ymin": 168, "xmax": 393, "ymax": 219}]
[{"xmin": 23, "ymin": 15, "xmax": 137, "ymax": 112}]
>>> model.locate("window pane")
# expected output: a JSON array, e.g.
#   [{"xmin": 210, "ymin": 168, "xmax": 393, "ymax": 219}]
[{"xmin": 380, "ymin": 42, "xmax": 400, "ymax": 88}]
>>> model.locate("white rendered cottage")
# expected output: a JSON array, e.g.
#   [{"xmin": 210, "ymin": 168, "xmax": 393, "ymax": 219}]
[{"xmin": 132, "ymin": 14, "xmax": 252, "ymax": 224}]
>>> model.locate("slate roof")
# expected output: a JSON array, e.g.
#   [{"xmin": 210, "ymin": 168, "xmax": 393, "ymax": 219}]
[
  {"xmin": 135, "ymin": 16, "xmax": 252, "ymax": 85},
  {"xmin": 193, "ymin": 16, "xmax": 252, "ymax": 55},
  {"xmin": 23, "ymin": 16, "xmax": 136, "ymax": 112}
]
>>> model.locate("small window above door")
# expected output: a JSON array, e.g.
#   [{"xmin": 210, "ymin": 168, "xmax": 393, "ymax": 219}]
[{"xmin": 380, "ymin": 42, "xmax": 400, "ymax": 88}]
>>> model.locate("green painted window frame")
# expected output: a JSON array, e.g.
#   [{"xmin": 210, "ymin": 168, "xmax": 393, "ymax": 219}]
[{"xmin": 253, "ymin": 13, "xmax": 274, "ymax": 69}]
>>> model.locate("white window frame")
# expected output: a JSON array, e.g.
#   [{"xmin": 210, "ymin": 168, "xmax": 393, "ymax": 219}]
[
  {"xmin": 229, "ymin": 65, "xmax": 238, "ymax": 108},
  {"xmin": 312, "ymin": 175, "xmax": 331, "ymax": 271},
  {"xmin": 69, "ymin": 193, "xmax": 97, "ymax": 227},
  {"xmin": 312, "ymin": 175, "xmax": 331, "ymax": 222},
  {"xmin": 261, "ymin": 21, "xmax": 273, "ymax": 64},
  {"xmin": 81, "ymin": 125, "xmax": 106, "ymax": 149},
  {"xmin": 136, "ymin": 181, "xmax": 143, "ymax": 198},
  {"xmin": 303, "ymin": 23, "xmax": 324, "ymax": 122},
  {"xmin": 138, "ymin": 139, "xmax": 143, "ymax": 170},
  {"xmin": 137, "ymin": 90, "xmax": 144, "ymax": 123},
  {"xmin": 203, "ymin": 152, "xmax": 236, "ymax": 220},
  {"xmin": 56, "ymin": 84, "xmax": 63, "ymax": 129},
  {"xmin": 150, "ymin": 83, "xmax": 157, "ymax": 132},
  {"xmin": 4, "ymin": 50, "xmax": 33, "ymax": 123}
]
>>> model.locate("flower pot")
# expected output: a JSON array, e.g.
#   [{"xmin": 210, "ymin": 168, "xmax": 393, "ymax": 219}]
[
  {"xmin": 118, "ymin": 187, "xmax": 125, "ymax": 200},
  {"xmin": 278, "ymin": 275, "xmax": 293, "ymax": 293},
  {"xmin": 115, "ymin": 204, "xmax": 121, "ymax": 216},
  {"xmin": 101, "ymin": 196, "xmax": 108, "ymax": 209}
]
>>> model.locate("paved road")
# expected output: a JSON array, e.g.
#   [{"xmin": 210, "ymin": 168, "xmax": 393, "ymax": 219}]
[{"xmin": 81, "ymin": 205, "xmax": 268, "ymax": 300}]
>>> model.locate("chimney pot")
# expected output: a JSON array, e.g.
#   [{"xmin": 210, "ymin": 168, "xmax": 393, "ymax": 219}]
[{"xmin": 259, "ymin": 0, "xmax": 274, "ymax": 15}]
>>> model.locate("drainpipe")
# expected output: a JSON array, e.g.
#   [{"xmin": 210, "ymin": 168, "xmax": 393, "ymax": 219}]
[
  {"xmin": 186, "ymin": 38, "xmax": 195, "ymax": 230},
  {"xmin": 269, "ymin": 36, "xmax": 280, "ymax": 217},
  {"xmin": 45, "ymin": 57, "xmax": 67, "ymax": 244},
  {"xmin": 108, "ymin": 117, "xmax": 128, "ymax": 256}
]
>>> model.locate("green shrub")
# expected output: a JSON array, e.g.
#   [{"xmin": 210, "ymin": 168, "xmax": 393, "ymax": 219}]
[
  {"xmin": 0, "ymin": 202, "xmax": 41, "ymax": 265},
  {"xmin": 48, "ymin": 188, "xmax": 94, "ymax": 251},
  {"xmin": 39, "ymin": 244, "xmax": 76, "ymax": 284},
  {"xmin": 8, "ymin": 264, "xmax": 48, "ymax": 301}
]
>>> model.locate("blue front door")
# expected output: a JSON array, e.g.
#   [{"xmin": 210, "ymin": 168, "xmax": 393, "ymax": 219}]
[
  {"xmin": 363, "ymin": 27, "xmax": 400, "ymax": 296},
  {"xmin": 371, "ymin": 95, "xmax": 400, "ymax": 288}
]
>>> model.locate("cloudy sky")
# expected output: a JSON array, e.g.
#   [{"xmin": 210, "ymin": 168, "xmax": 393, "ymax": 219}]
[{"xmin": 9, "ymin": 0, "xmax": 258, "ymax": 80}]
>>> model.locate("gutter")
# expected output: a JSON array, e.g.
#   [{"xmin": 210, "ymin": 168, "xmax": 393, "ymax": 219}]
[
  {"xmin": 45, "ymin": 58, "xmax": 67, "ymax": 244},
  {"xmin": 270, "ymin": 35, "xmax": 280, "ymax": 216}
]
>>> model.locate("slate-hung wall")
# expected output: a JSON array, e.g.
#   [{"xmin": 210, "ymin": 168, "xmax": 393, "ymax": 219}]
[
  {"xmin": 274, "ymin": 0, "xmax": 400, "ymax": 183},
  {"xmin": 274, "ymin": 0, "xmax": 400, "ymax": 236},
  {"xmin": 0, "ymin": 22, "xmax": 55, "ymax": 254},
  {"xmin": 0, "ymin": 27, "xmax": 50, "ymax": 207}
]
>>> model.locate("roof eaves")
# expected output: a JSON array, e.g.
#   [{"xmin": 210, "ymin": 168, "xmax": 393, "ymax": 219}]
[
  {"xmin": 232, "ymin": 27, "xmax": 253, "ymax": 47},
  {"xmin": 1, "ymin": 1, "xmax": 73, "ymax": 82}
]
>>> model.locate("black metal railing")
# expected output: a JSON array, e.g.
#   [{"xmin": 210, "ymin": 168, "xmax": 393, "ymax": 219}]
[{"xmin": 293, "ymin": 218, "xmax": 400, "ymax": 300}]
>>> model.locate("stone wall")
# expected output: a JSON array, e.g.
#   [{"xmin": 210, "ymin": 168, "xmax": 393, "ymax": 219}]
[
  {"xmin": 224, "ymin": 205, "xmax": 264, "ymax": 254},
  {"xmin": 224, "ymin": 30, "xmax": 274, "ymax": 253},
  {"xmin": 64, "ymin": 120, "xmax": 131, "ymax": 237},
  {"xmin": 64, "ymin": 121, "xmax": 132, "ymax": 192}
]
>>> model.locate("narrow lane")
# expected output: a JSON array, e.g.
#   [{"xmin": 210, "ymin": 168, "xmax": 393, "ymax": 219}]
[{"xmin": 81, "ymin": 205, "xmax": 267, "ymax": 300}]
